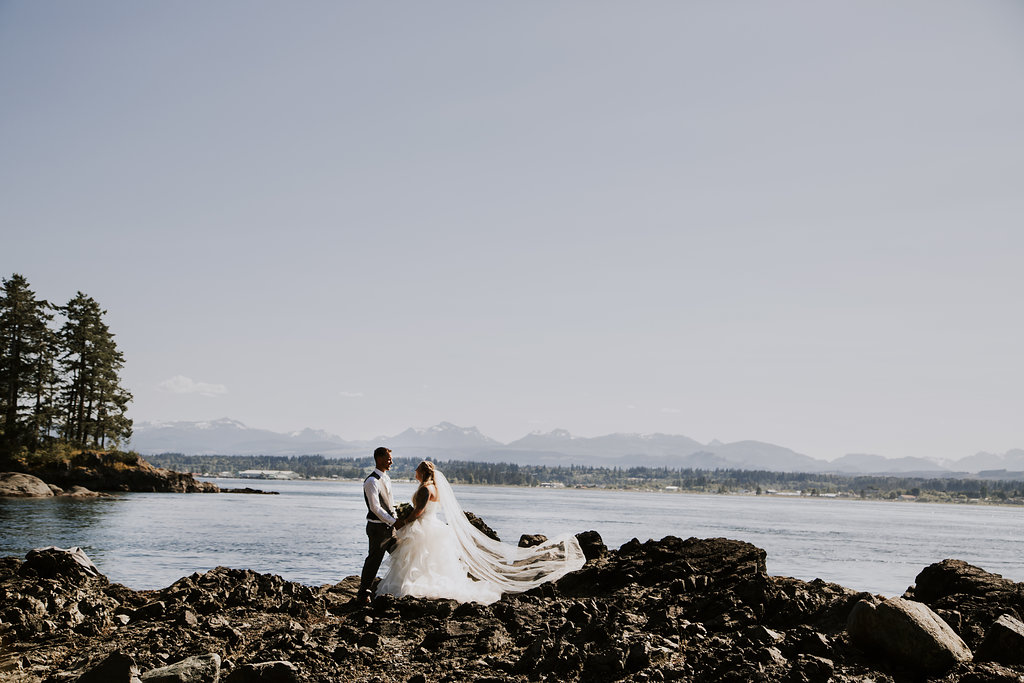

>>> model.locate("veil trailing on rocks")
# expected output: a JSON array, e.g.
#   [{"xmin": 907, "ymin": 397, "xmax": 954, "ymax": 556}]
[{"xmin": 432, "ymin": 469, "xmax": 586, "ymax": 594}]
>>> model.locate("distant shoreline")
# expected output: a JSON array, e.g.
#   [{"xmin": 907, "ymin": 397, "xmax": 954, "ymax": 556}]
[{"xmin": 193, "ymin": 473, "xmax": 1024, "ymax": 507}]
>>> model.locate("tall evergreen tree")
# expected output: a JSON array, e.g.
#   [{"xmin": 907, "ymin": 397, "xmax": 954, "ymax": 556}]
[
  {"xmin": 58, "ymin": 292, "xmax": 133, "ymax": 448},
  {"xmin": 28, "ymin": 323, "xmax": 61, "ymax": 449},
  {"xmin": 0, "ymin": 274, "xmax": 56, "ymax": 452}
]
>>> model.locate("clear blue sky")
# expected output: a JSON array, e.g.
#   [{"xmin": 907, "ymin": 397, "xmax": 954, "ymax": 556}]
[{"xmin": 3, "ymin": 1, "xmax": 1023, "ymax": 460}]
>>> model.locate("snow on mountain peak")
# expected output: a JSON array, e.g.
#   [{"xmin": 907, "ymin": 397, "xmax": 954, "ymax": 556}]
[{"xmin": 196, "ymin": 418, "xmax": 248, "ymax": 430}]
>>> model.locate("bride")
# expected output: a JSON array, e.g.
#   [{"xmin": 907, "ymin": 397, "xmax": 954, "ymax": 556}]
[{"xmin": 375, "ymin": 461, "xmax": 586, "ymax": 604}]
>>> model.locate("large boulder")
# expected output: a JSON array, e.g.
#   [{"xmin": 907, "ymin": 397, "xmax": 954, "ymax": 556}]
[
  {"xmin": 141, "ymin": 653, "xmax": 221, "ymax": 683},
  {"xmin": 0, "ymin": 472, "xmax": 54, "ymax": 497},
  {"xmin": 847, "ymin": 596, "xmax": 973, "ymax": 673}
]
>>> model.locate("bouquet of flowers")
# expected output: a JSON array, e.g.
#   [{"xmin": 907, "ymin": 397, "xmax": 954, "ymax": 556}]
[{"xmin": 395, "ymin": 502, "xmax": 413, "ymax": 523}]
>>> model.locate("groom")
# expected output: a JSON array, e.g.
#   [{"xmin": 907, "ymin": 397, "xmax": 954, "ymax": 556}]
[{"xmin": 357, "ymin": 446, "xmax": 398, "ymax": 605}]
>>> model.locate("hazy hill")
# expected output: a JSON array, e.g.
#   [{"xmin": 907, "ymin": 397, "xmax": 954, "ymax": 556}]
[
  {"xmin": 506, "ymin": 430, "xmax": 704, "ymax": 459},
  {"xmin": 953, "ymin": 449, "xmax": 1024, "ymax": 473},
  {"xmin": 128, "ymin": 419, "xmax": 1018, "ymax": 477},
  {"xmin": 826, "ymin": 453, "xmax": 953, "ymax": 475},
  {"xmin": 696, "ymin": 440, "xmax": 824, "ymax": 473},
  {"xmin": 131, "ymin": 418, "xmax": 361, "ymax": 457},
  {"xmin": 383, "ymin": 422, "xmax": 501, "ymax": 450}
]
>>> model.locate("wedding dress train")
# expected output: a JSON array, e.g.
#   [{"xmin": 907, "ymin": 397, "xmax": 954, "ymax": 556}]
[{"xmin": 375, "ymin": 470, "xmax": 585, "ymax": 604}]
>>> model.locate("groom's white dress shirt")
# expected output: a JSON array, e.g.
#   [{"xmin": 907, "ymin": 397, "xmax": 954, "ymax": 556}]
[{"xmin": 364, "ymin": 468, "xmax": 397, "ymax": 525}]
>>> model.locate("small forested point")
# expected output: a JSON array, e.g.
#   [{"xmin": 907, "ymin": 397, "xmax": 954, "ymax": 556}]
[{"xmin": 0, "ymin": 273, "xmax": 133, "ymax": 461}]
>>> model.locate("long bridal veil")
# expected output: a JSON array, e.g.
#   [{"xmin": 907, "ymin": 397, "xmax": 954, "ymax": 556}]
[{"xmin": 432, "ymin": 469, "xmax": 586, "ymax": 594}]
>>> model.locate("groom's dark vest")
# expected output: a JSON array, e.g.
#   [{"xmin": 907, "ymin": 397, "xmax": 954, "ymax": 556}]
[{"xmin": 364, "ymin": 471, "xmax": 394, "ymax": 522}]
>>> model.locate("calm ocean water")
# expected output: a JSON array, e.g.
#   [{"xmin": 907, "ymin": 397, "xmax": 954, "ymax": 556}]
[{"xmin": 1, "ymin": 478, "xmax": 1020, "ymax": 596}]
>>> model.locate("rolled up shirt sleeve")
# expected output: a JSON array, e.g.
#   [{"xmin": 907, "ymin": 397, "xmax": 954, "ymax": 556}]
[{"xmin": 364, "ymin": 476, "xmax": 397, "ymax": 525}]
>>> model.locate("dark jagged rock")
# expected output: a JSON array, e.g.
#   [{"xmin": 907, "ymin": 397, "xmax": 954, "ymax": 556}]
[
  {"xmin": 913, "ymin": 559, "xmax": 1020, "ymax": 604},
  {"xmin": 976, "ymin": 614, "xmax": 1024, "ymax": 665},
  {"xmin": 908, "ymin": 559, "xmax": 1024, "ymax": 650},
  {"xmin": 224, "ymin": 660, "xmax": 299, "ymax": 682},
  {"xmin": 20, "ymin": 546, "xmax": 104, "ymax": 582},
  {"xmin": 518, "ymin": 533, "xmax": 547, "ymax": 548},
  {"xmin": 77, "ymin": 651, "xmax": 142, "ymax": 683},
  {"xmin": 2, "ymin": 539, "xmax": 1022, "ymax": 682},
  {"xmin": 463, "ymin": 511, "xmax": 500, "ymax": 541},
  {"xmin": 574, "ymin": 529, "xmax": 608, "ymax": 561}
]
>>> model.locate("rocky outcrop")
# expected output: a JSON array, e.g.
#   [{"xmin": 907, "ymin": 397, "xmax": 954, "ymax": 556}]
[
  {"xmin": 34, "ymin": 451, "xmax": 220, "ymax": 493},
  {"xmin": 1, "ymin": 473, "xmax": 111, "ymax": 499},
  {"xmin": 1, "ymin": 540, "xmax": 1022, "ymax": 682},
  {"xmin": 3, "ymin": 451, "xmax": 219, "ymax": 495},
  {"xmin": 0, "ymin": 472, "xmax": 54, "ymax": 497}
]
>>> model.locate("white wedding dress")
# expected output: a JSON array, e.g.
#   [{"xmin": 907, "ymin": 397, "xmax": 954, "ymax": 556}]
[{"xmin": 375, "ymin": 470, "xmax": 585, "ymax": 605}]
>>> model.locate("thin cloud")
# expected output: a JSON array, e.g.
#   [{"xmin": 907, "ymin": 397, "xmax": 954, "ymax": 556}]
[
  {"xmin": 660, "ymin": 408, "xmax": 681, "ymax": 414},
  {"xmin": 339, "ymin": 391, "xmax": 364, "ymax": 398},
  {"xmin": 158, "ymin": 375, "xmax": 227, "ymax": 397}
]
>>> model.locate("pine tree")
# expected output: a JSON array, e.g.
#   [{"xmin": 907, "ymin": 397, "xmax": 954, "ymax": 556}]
[
  {"xmin": 28, "ymin": 325, "xmax": 61, "ymax": 449},
  {"xmin": 58, "ymin": 292, "xmax": 133, "ymax": 449},
  {"xmin": 0, "ymin": 274, "xmax": 57, "ymax": 452}
]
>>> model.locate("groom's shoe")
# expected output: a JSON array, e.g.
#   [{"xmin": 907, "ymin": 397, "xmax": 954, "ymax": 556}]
[{"xmin": 355, "ymin": 592, "xmax": 372, "ymax": 608}]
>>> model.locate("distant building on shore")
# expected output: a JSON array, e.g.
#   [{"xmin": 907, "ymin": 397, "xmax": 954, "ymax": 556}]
[{"xmin": 237, "ymin": 469, "xmax": 299, "ymax": 480}]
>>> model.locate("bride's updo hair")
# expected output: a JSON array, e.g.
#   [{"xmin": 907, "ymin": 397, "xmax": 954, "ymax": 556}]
[{"xmin": 416, "ymin": 460, "xmax": 436, "ymax": 484}]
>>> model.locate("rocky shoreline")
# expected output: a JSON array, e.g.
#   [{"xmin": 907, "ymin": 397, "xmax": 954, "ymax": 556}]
[{"xmin": 1, "ymin": 531, "xmax": 1022, "ymax": 683}]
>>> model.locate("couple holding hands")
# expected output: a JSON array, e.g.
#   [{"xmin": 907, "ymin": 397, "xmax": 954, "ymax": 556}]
[{"xmin": 357, "ymin": 447, "xmax": 585, "ymax": 606}]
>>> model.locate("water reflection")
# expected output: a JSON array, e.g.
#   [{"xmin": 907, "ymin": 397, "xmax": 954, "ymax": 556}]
[{"xmin": 0, "ymin": 495, "xmax": 120, "ymax": 560}]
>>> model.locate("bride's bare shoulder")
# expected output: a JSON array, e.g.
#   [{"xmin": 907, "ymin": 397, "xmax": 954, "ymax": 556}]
[{"xmin": 414, "ymin": 483, "xmax": 440, "ymax": 506}]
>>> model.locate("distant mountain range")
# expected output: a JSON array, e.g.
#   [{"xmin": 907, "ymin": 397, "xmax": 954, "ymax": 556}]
[{"xmin": 128, "ymin": 418, "xmax": 1024, "ymax": 477}]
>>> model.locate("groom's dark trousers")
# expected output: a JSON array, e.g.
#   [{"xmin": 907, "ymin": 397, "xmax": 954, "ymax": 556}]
[{"xmin": 359, "ymin": 522, "xmax": 394, "ymax": 596}]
